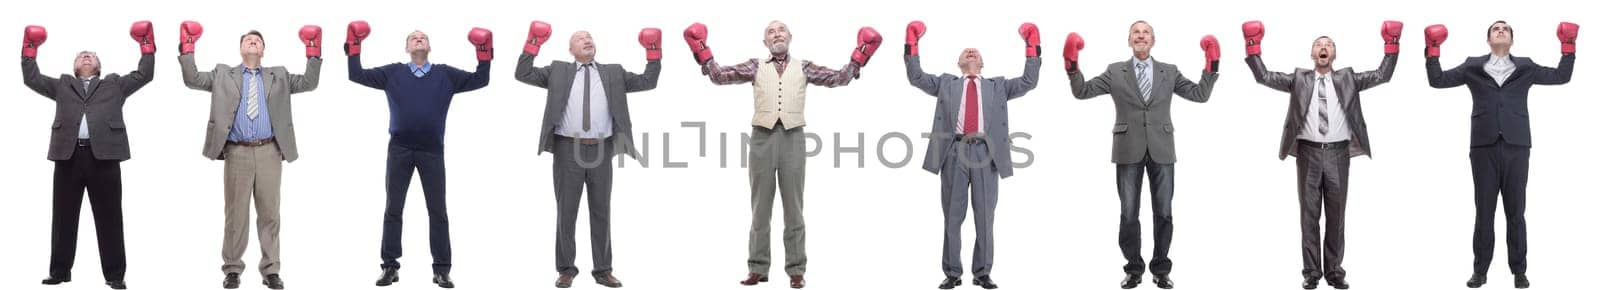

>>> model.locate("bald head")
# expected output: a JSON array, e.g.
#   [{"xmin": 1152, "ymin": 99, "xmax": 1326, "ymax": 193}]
[
  {"xmin": 958, "ymin": 48, "xmax": 983, "ymax": 76},
  {"xmin": 764, "ymin": 21, "xmax": 791, "ymax": 55}
]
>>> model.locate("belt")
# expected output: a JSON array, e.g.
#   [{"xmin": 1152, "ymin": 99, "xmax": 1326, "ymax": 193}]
[
  {"xmin": 228, "ymin": 138, "xmax": 276, "ymax": 147},
  {"xmin": 956, "ymin": 134, "xmax": 988, "ymax": 144},
  {"xmin": 75, "ymin": 139, "xmax": 91, "ymax": 147},
  {"xmin": 559, "ymin": 135, "xmax": 605, "ymax": 145},
  {"xmin": 1298, "ymin": 139, "xmax": 1349, "ymax": 149}
]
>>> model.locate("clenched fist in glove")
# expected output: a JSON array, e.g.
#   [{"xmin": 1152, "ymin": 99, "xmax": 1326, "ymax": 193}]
[
  {"xmin": 851, "ymin": 27, "xmax": 882, "ymax": 66},
  {"xmin": 22, "ymin": 25, "xmax": 47, "ymax": 58},
  {"xmin": 345, "ymin": 20, "xmax": 370, "ymax": 56},
  {"xmin": 1201, "ymin": 35, "xmax": 1220, "ymax": 72},
  {"xmin": 179, "ymin": 20, "xmax": 203, "ymax": 55},
  {"xmin": 468, "ymin": 27, "xmax": 494, "ymax": 61},
  {"xmin": 130, "ymin": 20, "xmax": 155, "ymax": 54},
  {"xmin": 525, "ymin": 21, "xmax": 552, "ymax": 56},
  {"xmin": 300, "ymin": 25, "xmax": 323, "ymax": 58},
  {"xmin": 639, "ymin": 27, "xmax": 662, "ymax": 61}
]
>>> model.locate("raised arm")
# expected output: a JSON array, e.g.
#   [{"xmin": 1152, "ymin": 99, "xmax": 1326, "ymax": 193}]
[
  {"xmin": 448, "ymin": 60, "xmax": 492, "ymax": 93},
  {"xmin": 902, "ymin": 21, "xmax": 940, "ymax": 96},
  {"xmin": 1423, "ymin": 24, "xmax": 1468, "ymax": 89},
  {"xmin": 20, "ymin": 25, "xmax": 57, "ymax": 99},
  {"xmin": 625, "ymin": 27, "xmax": 662, "ymax": 93},
  {"xmin": 1003, "ymin": 23, "xmax": 1042, "ymax": 99},
  {"xmin": 801, "ymin": 61, "xmax": 859, "ymax": 88},
  {"xmin": 1173, "ymin": 68, "xmax": 1216, "ymax": 103},
  {"xmin": 1063, "ymin": 33, "xmax": 1111, "ymax": 100},
  {"xmin": 1355, "ymin": 21, "xmax": 1402, "ymax": 91},
  {"xmin": 514, "ymin": 21, "xmax": 554, "ymax": 88},
  {"xmin": 288, "ymin": 25, "xmax": 322, "ymax": 94},
  {"xmin": 344, "ymin": 21, "xmax": 387, "ymax": 90},
  {"xmin": 1532, "ymin": 22, "xmax": 1579, "ymax": 85},
  {"xmin": 1242, "ymin": 21, "xmax": 1292, "ymax": 92},
  {"xmin": 119, "ymin": 21, "xmax": 156, "ymax": 96}
]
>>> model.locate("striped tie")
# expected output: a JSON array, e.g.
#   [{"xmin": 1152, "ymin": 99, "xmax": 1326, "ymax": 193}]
[
  {"xmin": 1136, "ymin": 62, "xmax": 1151, "ymax": 101},
  {"xmin": 246, "ymin": 74, "xmax": 260, "ymax": 120},
  {"xmin": 1316, "ymin": 76, "xmax": 1329, "ymax": 135},
  {"xmin": 582, "ymin": 64, "xmax": 592, "ymax": 132}
]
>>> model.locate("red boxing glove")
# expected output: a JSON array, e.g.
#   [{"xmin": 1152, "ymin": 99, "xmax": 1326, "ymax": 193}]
[
  {"xmin": 639, "ymin": 27, "xmax": 662, "ymax": 61},
  {"xmin": 683, "ymin": 23, "xmax": 714, "ymax": 65},
  {"xmin": 130, "ymin": 20, "xmax": 154, "ymax": 54},
  {"xmin": 1381, "ymin": 20, "xmax": 1404, "ymax": 55},
  {"xmin": 179, "ymin": 20, "xmax": 203, "ymax": 55},
  {"xmin": 905, "ymin": 20, "xmax": 926, "ymax": 56},
  {"xmin": 1558, "ymin": 21, "xmax": 1579, "ymax": 55},
  {"xmin": 1424, "ymin": 24, "xmax": 1448, "ymax": 58},
  {"xmin": 1242, "ymin": 20, "xmax": 1264, "ymax": 56},
  {"xmin": 525, "ymin": 21, "xmax": 551, "ymax": 56},
  {"xmin": 1019, "ymin": 22, "xmax": 1041, "ymax": 57},
  {"xmin": 468, "ymin": 27, "xmax": 493, "ymax": 61},
  {"xmin": 852, "ymin": 26, "xmax": 883, "ymax": 66},
  {"xmin": 345, "ymin": 20, "xmax": 370, "ymax": 56},
  {"xmin": 1063, "ymin": 32, "xmax": 1084, "ymax": 73},
  {"xmin": 300, "ymin": 25, "xmax": 322, "ymax": 58},
  {"xmin": 1201, "ymin": 35, "xmax": 1221, "ymax": 72},
  {"xmin": 22, "ymin": 25, "xmax": 47, "ymax": 58}
]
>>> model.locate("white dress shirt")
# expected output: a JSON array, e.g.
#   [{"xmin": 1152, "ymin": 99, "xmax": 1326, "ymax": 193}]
[
  {"xmin": 1297, "ymin": 72, "xmax": 1351, "ymax": 142},
  {"xmin": 78, "ymin": 78, "xmax": 93, "ymax": 139},
  {"xmin": 1485, "ymin": 54, "xmax": 1516, "ymax": 86},
  {"xmin": 556, "ymin": 62, "xmax": 612, "ymax": 139}
]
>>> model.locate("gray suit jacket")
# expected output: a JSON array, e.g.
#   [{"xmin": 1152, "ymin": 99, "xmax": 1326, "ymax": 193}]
[
  {"xmin": 906, "ymin": 55, "xmax": 1040, "ymax": 178},
  {"xmin": 21, "ymin": 53, "xmax": 154, "ymax": 161},
  {"xmin": 1070, "ymin": 58, "xmax": 1217, "ymax": 164},
  {"xmin": 179, "ymin": 54, "xmax": 321, "ymax": 162},
  {"xmin": 1247, "ymin": 54, "xmax": 1396, "ymax": 160},
  {"xmin": 515, "ymin": 53, "xmax": 661, "ymax": 158}
]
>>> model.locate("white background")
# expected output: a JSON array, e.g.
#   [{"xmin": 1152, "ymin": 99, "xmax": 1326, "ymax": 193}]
[{"xmin": 1, "ymin": 0, "xmax": 1595, "ymax": 289}]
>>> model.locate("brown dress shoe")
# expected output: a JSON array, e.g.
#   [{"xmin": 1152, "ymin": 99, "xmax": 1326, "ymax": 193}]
[
  {"xmin": 595, "ymin": 273, "xmax": 623, "ymax": 288},
  {"xmin": 740, "ymin": 273, "xmax": 768, "ymax": 286},
  {"xmin": 789, "ymin": 275, "xmax": 805, "ymax": 289},
  {"xmin": 556, "ymin": 274, "xmax": 575, "ymax": 288}
]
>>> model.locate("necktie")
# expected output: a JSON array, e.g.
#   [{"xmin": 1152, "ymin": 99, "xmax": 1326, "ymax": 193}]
[
  {"xmin": 1316, "ymin": 76, "xmax": 1328, "ymax": 136},
  {"xmin": 582, "ymin": 64, "xmax": 592, "ymax": 132},
  {"xmin": 246, "ymin": 73, "xmax": 260, "ymax": 120},
  {"xmin": 962, "ymin": 76, "xmax": 979, "ymax": 135},
  {"xmin": 1136, "ymin": 62, "xmax": 1152, "ymax": 101}
]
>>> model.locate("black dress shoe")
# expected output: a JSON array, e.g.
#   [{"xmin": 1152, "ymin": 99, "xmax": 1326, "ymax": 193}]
[
  {"xmin": 1121, "ymin": 273, "xmax": 1142, "ymax": 289},
  {"xmin": 1152, "ymin": 274, "xmax": 1173, "ymax": 289},
  {"xmin": 433, "ymin": 273, "xmax": 455, "ymax": 288},
  {"xmin": 973, "ymin": 275, "xmax": 999, "ymax": 289},
  {"xmin": 42, "ymin": 276, "xmax": 71, "ymax": 285},
  {"xmin": 1466, "ymin": 273, "xmax": 1487, "ymax": 288},
  {"xmin": 1299, "ymin": 275, "xmax": 1324, "ymax": 288},
  {"xmin": 263, "ymin": 273, "xmax": 285, "ymax": 289},
  {"xmin": 105, "ymin": 280, "xmax": 127, "ymax": 289},
  {"xmin": 939, "ymin": 276, "xmax": 962, "ymax": 289},
  {"xmin": 223, "ymin": 273, "xmax": 241, "ymax": 289},
  {"xmin": 1325, "ymin": 276, "xmax": 1348, "ymax": 289},
  {"xmin": 375, "ymin": 267, "xmax": 400, "ymax": 287},
  {"xmin": 1513, "ymin": 274, "xmax": 1530, "ymax": 289}
]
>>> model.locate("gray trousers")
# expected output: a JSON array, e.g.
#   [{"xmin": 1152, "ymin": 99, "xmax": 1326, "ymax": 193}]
[
  {"xmin": 221, "ymin": 143, "xmax": 284, "ymax": 275},
  {"xmin": 553, "ymin": 137, "xmax": 615, "ymax": 277},
  {"xmin": 1295, "ymin": 140, "xmax": 1351, "ymax": 280},
  {"xmin": 747, "ymin": 124, "xmax": 807, "ymax": 276},
  {"xmin": 941, "ymin": 139, "xmax": 999, "ymax": 278}
]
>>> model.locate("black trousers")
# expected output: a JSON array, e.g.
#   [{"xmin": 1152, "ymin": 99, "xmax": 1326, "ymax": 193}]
[
  {"xmin": 380, "ymin": 142, "xmax": 452, "ymax": 274},
  {"xmin": 1470, "ymin": 137, "xmax": 1530, "ymax": 275},
  {"xmin": 552, "ymin": 137, "xmax": 616, "ymax": 277},
  {"xmin": 1116, "ymin": 153, "xmax": 1175, "ymax": 276},
  {"xmin": 49, "ymin": 143, "xmax": 126, "ymax": 281},
  {"xmin": 1294, "ymin": 140, "xmax": 1351, "ymax": 280}
]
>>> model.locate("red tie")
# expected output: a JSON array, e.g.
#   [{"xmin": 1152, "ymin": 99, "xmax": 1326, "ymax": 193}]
[{"xmin": 962, "ymin": 76, "xmax": 979, "ymax": 136}]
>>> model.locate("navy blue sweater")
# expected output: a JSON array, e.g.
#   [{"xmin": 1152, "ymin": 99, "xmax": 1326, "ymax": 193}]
[{"xmin": 349, "ymin": 55, "xmax": 491, "ymax": 152}]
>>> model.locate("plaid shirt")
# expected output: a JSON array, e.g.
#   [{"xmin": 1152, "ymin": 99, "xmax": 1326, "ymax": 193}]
[{"xmin": 701, "ymin": 54, "xmax": 858, "ymax": 87}]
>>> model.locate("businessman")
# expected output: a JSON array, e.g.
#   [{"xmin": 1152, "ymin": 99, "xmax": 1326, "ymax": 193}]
[
  {"xmin": 513, "ymin": 21, "xmax": 662, "ymax": 288},
  {"xmin": 904, "ymin": 21, "xmax": 1041, "ymax": 290},
  {"xmin": 346, "ymin": 21, "xmax": 493, "ymax": 289},
  {"xmin": 1065, "ymin": 21, "xmax": 1219, "ymax": 289},
  {"xmin": 682, "ymin": 20, "xmax": 880, "ymax": 289},
  {"xmin": 21, "ymin": 21, "xmax": 156, "ymax": 290},
  {"xmin": 177, "ymin": 21, "xmax": 322, "ymax": 290},
  {"xmin": 1424, "ymin": 20, "xmax": 1578, "ymax": 289},
  {"xmin": 1242, "ymin": 20, "xmax": 1401, "ymax": 290}
]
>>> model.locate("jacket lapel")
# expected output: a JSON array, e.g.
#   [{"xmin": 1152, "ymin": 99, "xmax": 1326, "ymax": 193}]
[{"xmin": 1120, "ymin": 62, "xmax": 1144, "ymax": 107}]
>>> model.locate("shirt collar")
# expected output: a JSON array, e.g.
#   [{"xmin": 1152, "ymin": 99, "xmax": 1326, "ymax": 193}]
[
  {"xmin": 408, "ymin": 62, "xmax": 433, "ymax": 74},
  {"xmin": 240, "ymin": 64, "xmax": 263, "ymax": 74},
  {"xmin": 766, "ymin": 53, "xmax": 791, "ymax": 63},
  {"xmin": 575, "ymin": 61, "xmax": 596, "ymax": 69},
  {"xmin": 1131, "ymin": 56, "xmax": 1154, "ymax": 68},
  {"xmin": 1488, "ymin": 54, "xmax": 1514, "ymax": 65}
]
